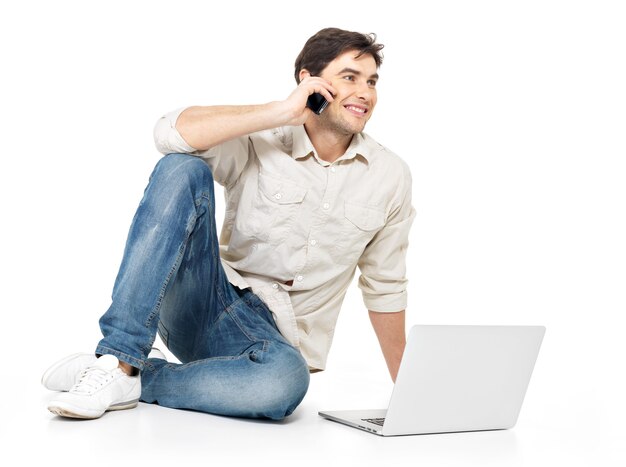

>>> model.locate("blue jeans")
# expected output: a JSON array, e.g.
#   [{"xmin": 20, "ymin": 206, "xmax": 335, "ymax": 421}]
[{"xmin": 95, "ymin": 153, "xmax": 310, "ymax": 420}]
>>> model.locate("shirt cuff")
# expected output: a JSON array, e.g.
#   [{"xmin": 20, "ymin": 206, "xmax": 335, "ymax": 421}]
[
  {"xmin": 362, "ymin": 290, "xmax": 407, "ymax": 312},
  {"xmin": 153, "ymin": 106, "xmax": 197, "ymax": 154}
]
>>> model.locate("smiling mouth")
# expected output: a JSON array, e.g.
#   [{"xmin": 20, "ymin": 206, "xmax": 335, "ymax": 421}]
[{"xmin": 344, "ymin": 105, "xmax": 368, "ymax": 116}]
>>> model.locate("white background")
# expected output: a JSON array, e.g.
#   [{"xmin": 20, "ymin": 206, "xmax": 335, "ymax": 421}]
[{"xmin": 1, "ymin": 0, "xmax": 624, "ymax": 465}]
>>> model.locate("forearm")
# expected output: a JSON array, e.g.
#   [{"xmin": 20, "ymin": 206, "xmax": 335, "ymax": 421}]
[
  {"xmin": 173, "ymin": 76, "xmax": 336, "ymax": 152},
  {"xmin": 368, "ymin": 310, "xmax": 406, "ymax": 382},
  {"xmin": 176, "ymin": 102, "xmax": 292, "ymax": 151}
]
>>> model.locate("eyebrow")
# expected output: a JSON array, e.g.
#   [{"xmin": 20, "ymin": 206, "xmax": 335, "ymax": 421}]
[{"xmin": 336, "ymin": 67, "xmax": 379, "ymax": 80}]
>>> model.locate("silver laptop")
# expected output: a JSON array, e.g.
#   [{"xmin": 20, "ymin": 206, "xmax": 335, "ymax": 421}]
[{"xmin": 319, "ymin": 324, "xmax": 545, "ymax": 436}]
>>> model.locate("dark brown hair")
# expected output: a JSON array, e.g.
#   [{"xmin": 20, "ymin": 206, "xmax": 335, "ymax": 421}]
[{"xmin": 294, "ymin": 27, "xmax": 384, "ymax": 83}]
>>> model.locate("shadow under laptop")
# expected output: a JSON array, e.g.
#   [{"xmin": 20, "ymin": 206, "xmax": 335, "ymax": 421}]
[{"xmin": 368, "ymin": 427, "xmax": 521, "ymax": 464}]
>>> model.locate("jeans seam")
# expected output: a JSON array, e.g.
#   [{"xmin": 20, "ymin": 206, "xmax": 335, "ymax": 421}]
[
  {"xmin": 144, "ymin": 209, "xmax": 199, "ymax": 330},
  {"xmin": 166, "ymin": 347, "xmax": 266, "ymax": 371},
  {"xmin": 201, "ymin": 189, "xmax": 232, "ymax": 314}
]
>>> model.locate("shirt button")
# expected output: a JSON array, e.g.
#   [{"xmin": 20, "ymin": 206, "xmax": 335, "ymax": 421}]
[
  {"xmin": 296, "ymin": 275, "xmax": 304, "ymax": 282},
  {"xmin": 323, "ymin": 203, "xmax": 330, "ymax": 210},
  {"xmin": 272, "ymin": 283, "xmax": 278, "ymax": 289},
  {"xmin": 274, "ymin": 193, "xmax": 282, "ymax": 200},
  {"xmin": 309, "ymin": 239, "xmax": 317, "ymax": 246},
  {"xmin": 330, "ymin": 166, "xmax": 336, "ymax": 173}
]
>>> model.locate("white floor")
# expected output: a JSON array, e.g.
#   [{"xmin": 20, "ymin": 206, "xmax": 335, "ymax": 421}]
[
  {"xmin": 4, "ymin": 320, "xmax": 623, "ymax": 467},
  {"xmin": 3, "ymin": 2, "xmax": 626, "ymax": 465}
]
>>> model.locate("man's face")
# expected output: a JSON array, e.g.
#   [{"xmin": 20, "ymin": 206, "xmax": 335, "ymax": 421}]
[{"xmin": 313, "ymin": 50, "xmax": 379, "ymax": 136}]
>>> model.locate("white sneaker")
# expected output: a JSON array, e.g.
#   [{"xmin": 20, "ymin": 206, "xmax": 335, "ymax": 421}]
[
  {"xmin": 41, "ymin": 352, "xmax": 97, "ymax": 392},
  {"xmin": 147, "ymin": 348, "xmax": 166, "ymax": 360},
  {"xmin": 47, "ymin": 354, "xmax": 141, "ymax": 419}
]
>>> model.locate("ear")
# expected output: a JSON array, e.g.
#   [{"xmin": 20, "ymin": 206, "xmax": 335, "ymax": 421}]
[{"xmin": 299, "ymin": 68, "xmax": 312, "ymax": 82}]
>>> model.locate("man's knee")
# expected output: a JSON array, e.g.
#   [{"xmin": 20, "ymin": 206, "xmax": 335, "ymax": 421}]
[
  {"xmin": 153, "ymin": 153, "xmax": 214, "ymax": 187},
  {"xmin": 256, "ymin": 345, "xmax": 310, "ymax": 420}
]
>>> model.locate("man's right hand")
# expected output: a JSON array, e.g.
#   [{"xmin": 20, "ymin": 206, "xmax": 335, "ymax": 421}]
[{"xmin": 278, "ymin": 76, "xmax": 337, "ymax": 127}]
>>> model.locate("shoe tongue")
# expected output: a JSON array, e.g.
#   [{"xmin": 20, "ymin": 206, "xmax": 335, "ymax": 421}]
[{"xmin": 94, "ymin": 354, "xmax": 120, "ymax": 371}]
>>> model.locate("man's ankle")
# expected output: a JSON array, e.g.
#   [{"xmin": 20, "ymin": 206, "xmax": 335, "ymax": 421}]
[{"xmin": 118, "ymin": 361, "xmax": 138, "ymax": 376}]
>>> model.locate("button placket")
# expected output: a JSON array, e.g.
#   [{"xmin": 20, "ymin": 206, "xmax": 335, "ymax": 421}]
[{"xmin": 321, "ymin": 161, "xmax": 340, "ymax": 213}]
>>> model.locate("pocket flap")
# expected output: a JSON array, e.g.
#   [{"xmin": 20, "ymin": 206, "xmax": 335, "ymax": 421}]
[
  {"xmin": 258, "ymin": 172, "xmax": 307, "ymax": 204},
  {"xmin": 344, "ymin": 201, "xmax": 386, "ymax": 231}
]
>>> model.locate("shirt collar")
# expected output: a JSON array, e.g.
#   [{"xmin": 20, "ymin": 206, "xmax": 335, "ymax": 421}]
[{"xmin": 290, "ymin": 125, "xmax": 371, "ymax": 165}]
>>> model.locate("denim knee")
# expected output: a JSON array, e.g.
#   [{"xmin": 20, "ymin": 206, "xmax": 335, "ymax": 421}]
[
  {"xmin": 256, "ymin": 344, "xmax": 311, "ymax": 420},
  {"xmin": 150, "ymin": 153, "xmax": 215, "ymax": 201}
]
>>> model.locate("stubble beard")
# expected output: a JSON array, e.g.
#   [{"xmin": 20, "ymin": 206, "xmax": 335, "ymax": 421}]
[{"xmin": 317, "ymin": 106, "xmax": 366, "ymax": 137}]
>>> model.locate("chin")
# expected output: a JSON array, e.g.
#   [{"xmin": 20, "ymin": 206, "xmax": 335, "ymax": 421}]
[
  {"xmin": 337, "ymin": 118, "xmax": 367, "ymax": 135},
  {"xmin": 319, "ymin": 112, "xmax": 367, "ymax": 135},
  {"xmin": 348, "ymin": 123, "xmax": 367, "ymax": 135}
]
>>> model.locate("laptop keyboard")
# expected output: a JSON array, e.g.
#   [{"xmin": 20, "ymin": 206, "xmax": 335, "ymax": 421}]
[{"xmin": 362, "ymin": 417, "xmax": 385, "ymax": 426}]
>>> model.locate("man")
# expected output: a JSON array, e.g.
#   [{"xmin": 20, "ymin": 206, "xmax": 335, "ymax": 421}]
[{"xmin": 42, "ymin": 27, "xmax": 416, "ymax": 421}]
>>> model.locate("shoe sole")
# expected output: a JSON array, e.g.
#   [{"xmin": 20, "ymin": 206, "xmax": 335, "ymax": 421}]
[
  {"xmin": 48, "ymin": 399, "xmax": 140, "ymax": 419},
  {"xmin": 41, "ymin": 353, "xmax": 95, "ymax": 391}
]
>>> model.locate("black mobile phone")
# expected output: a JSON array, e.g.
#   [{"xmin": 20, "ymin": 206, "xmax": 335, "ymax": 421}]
[{"xmin": 306, "ymin": 92, "xmax": 330, "ymax": 115}]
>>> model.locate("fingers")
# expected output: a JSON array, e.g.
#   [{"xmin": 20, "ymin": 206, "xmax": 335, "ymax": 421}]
[
  {"xmin": 317, "ymin": 85, "xmax": 335, "ymax": 103},
  {"xmin": 281, "ymin": 76, "xmax": 337, "ymax": 126},
  {"xmin": 300, "ymin": 76, "xmax": 336, "ymax": 102}
]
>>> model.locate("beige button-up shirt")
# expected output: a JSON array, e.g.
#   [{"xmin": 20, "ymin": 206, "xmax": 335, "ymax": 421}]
[{"xmin": 154, "ymin": 107, "xmax": 416, "ymax": 370}]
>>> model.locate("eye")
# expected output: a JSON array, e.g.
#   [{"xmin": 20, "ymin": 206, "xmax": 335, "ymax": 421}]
[
  {"xmin": 367, "ymin": 80, "xmax": 377, "ymax": 87},
  {"xmin": 343, "ymin": 75, "xmax": 355, "ymax": 81}
]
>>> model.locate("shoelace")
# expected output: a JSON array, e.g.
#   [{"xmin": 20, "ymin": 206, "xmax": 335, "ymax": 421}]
[{"xmin": 70, "ymin": 366, "xmax": 117, "ymax": 395}]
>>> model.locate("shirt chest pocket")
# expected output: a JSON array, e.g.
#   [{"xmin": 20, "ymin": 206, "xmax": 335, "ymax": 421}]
[
  {"xmin": 333, "ymin": 201, "xmax": 386, "ymax": 265},
  {"xmin": 248, "ymin": 172, "xmax": 308, "ymax": 245}
]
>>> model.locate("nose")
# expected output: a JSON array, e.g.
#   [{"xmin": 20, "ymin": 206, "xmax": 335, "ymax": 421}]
[{"xmin": 355, "ymin": 81, "xmax": 374, "ymax": 103}]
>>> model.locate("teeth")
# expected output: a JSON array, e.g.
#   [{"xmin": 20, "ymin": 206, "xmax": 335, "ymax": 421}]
[{"xmin": 346, "ymin": 105, "xmax": 366, "ymax": 113}]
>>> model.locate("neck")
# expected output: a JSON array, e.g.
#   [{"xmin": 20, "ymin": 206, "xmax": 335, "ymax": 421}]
[{"xmin": 304, "ymin": 120, "xmax": 354, "ymax": 163}]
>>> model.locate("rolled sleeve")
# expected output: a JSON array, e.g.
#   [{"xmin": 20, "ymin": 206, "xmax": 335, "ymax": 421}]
[
  {"xmin": 153, "ymin": 107, "xmax": 251, "ymax": 187},
  {"xmin": 357, "ymin": 166, "xmax": 416, "ymax": 312},
  {"xmin": 153, "ymin": 107, "xmax": 197, "ymax": 155}
]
